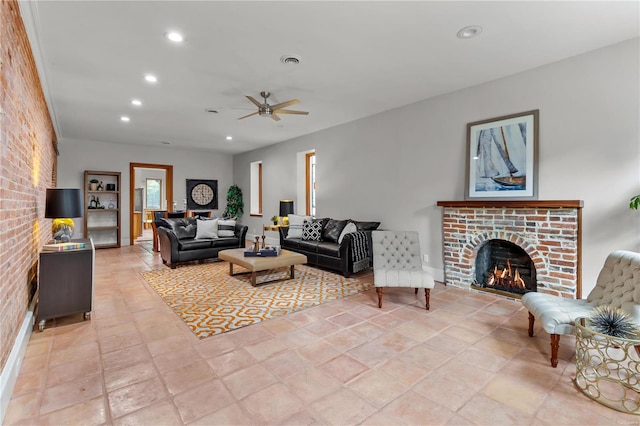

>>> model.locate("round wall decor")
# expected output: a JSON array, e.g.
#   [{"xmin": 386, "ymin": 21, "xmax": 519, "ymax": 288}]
[{"xmin": 186, "ymin": 179, "xmax": 218, "ymax": 210}]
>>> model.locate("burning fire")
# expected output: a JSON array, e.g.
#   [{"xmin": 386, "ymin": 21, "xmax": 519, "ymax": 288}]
[{"xmin": 486, "ymin": 259, "xmax": 526, "ymax": 289}]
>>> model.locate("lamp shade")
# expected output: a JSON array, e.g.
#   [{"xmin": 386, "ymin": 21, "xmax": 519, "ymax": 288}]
[
  {"xmin": 279, "ymin": 200, "xmax": 294, "ymax": 217},
  {"xmin": 45, "ymin": 189, "xmax": 83, "ymax": 218}
]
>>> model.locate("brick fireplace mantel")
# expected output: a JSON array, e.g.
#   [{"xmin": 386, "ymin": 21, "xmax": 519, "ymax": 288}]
[{"xmin": 436, "ymin": 200, "xmax": 584, "ymax": 299}]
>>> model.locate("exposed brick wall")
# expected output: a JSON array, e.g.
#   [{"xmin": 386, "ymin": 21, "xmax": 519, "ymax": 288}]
[
  {"xmin": 441, "ymin": 206, "xmax": 581, "ymax": 298},
  {"xmin": 0, "ymin": 0, "xmax": 56, "ymax": 371}
]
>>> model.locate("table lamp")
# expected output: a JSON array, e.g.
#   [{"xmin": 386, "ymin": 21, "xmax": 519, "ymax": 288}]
[
  {"xmin": 45, "ymin": 188, "xmax": 83, "ymax": 243},
  {"xmin": 279, "ymin": 200, "xmax": 294, "ymax": 225}
]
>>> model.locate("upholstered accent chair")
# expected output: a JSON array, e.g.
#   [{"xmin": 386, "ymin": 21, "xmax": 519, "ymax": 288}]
[
  {"xmin": 372, "ymin": 230, "xmax": 435, "ymax": 310},
  {"xmin": 522, "ymin": 250, "xmax": 640, "ymax": 368}
]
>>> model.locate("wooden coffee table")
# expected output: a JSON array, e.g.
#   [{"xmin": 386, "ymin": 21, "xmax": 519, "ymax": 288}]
[{"xmin": 218, "ymin": 248, "xmax": 307, "ymax": 286}]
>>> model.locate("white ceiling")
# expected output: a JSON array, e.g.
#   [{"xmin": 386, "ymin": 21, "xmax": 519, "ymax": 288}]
[{"xmin": 21, "ymin": 1, "xmax": 639, "ymax": 155}]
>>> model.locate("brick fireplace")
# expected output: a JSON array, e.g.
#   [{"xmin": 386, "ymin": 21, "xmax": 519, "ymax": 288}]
[{"xmin": 436, "ymin": 200, "xmax": 583, "ymax": 299}]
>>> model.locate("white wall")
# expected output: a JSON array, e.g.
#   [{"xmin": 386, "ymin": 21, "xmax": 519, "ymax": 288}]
[
  {"xmin": 233, "ymin": 38, "xmax": 640, "ymax": 296},
  {"xmin": 57, "ymin": 139, "xmax": 234, "ymax": 244}
]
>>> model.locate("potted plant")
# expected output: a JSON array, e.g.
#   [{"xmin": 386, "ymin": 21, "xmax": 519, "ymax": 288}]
[
  {"xmin": 630, "ymin": 194, "xmax": 640, "ymax": 210},
  {"xmin": 89, "ymin": 179, "xmax": 99, "ymax": 191},
  {"xmin": 270, "ymin": 215, "xmax": 279, "ymax": 225},
  {"xmin": 223, "ymin": 184, "xmax": 244, "ymax": 219}
]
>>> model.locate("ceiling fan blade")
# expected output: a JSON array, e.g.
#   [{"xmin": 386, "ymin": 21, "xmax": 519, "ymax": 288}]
[
  {"xmin": 246, "ymin": 96, "xmax": 262, "ymax": 108},
  {"xmin": 270, "ymin": 113, "xmax": 281, "ymax": 122},
  {"xmin": 238, "ymin": 111, "xmax": 259, "ymax": 120},
  {"xmin": 270, "ymin": 99, "xmax": 299, "ymax": 110},
  {"xmin": 274, "ymin": 109, "xmax": 309, "ymax": 115}
]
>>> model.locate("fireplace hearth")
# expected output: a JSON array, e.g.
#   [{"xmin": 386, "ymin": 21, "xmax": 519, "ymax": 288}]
[{"xmin": 437, "ymin": 200, "xmax": 583, "ymax": 299}]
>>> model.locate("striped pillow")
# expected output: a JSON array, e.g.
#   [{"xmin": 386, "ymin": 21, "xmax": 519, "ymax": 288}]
[{"xmin": 218, "ymin": 219, "xmax": 236, "ymax": 237}]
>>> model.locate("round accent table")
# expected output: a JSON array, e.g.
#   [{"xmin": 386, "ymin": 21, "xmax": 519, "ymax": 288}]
[{"xmin": 574, "ymin": 317, "xmax": 640, "ymax": 415}]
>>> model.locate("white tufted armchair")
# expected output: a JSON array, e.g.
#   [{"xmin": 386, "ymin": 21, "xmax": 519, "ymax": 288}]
[
  {"xmin": 522, "ymin": 250, "xmax": 640, "ymax": 367},
  {"xmin": 372, "ymin": 230, "xmax": 435, "ymax": 310}
]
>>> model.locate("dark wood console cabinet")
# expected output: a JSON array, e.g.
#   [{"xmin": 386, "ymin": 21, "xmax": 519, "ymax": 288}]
[{"xmin": 37, "ymin": 239, "xmax": 95, "ymax": 331}]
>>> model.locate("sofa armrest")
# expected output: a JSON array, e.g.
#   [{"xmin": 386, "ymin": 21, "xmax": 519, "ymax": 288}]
[
  {"xmin": 279, "ymin": 226, "xmax": 289, "ymax": 246},
  {"xmin": 157, "ymin": 227, "xmax": 180, "ymax": 267},
  {"xmin": 234, "ymin": 224, "xmax": 248, "ymax": 247}
]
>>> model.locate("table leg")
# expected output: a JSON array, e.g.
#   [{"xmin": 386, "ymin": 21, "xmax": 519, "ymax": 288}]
[
  {"xmin": 251, "ymin": 272, "xmax": 257, "ymax": 287},
  {"xmin": 229, "ymin": 263, "xmax": 234, "ymax": 275},
  {"xmin": 290, "ymin": 265, "xmax": 295, "ymax": 279}
]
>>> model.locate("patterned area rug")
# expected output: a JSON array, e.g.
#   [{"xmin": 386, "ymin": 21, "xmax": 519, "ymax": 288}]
[{"xmin": 141, "ymin": 262, "xmax": 372, "ymax": 338}]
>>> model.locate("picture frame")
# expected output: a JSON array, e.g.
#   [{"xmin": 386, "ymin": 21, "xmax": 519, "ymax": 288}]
[
  {"xmin": 466, "ymin": 110, "xmax": 539, "ymax": 199},
  {"xmin": 186, "ymin": 179, "xmax": 218, "ymax": 210}
]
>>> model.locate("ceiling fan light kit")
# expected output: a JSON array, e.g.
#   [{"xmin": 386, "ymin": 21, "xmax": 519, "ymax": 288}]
[{"xmin": 238, "ymin": 91, "xmax": 309, "ymax": 121}]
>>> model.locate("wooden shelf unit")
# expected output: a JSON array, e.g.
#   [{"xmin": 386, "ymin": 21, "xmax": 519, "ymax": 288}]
[{"xmin": 84, "ymin": 170, "xmax": 121, "ymax": 248}]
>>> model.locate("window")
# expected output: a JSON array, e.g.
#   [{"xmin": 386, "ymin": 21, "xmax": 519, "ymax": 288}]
[
  {"xmin": 146, "ymin": 178, "xmax": 161, "ymax": 209},
  {"xmin": 250, "ymin": 161, "xmax": 263, "ymax": 216},
  {"xmin": 306, "ymin": 152, "xmax": 316, "ymax": 216}
]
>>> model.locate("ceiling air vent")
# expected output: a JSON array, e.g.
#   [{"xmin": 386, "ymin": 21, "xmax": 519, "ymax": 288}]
[{"xmin": 280, "ymin": 55, "xmax": 301, "ymax": 65}]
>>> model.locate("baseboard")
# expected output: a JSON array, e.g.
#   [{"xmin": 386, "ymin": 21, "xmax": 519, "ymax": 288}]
[{"xmin": 0, "ymin": 300, "xmax": 35, "ymax": 424}]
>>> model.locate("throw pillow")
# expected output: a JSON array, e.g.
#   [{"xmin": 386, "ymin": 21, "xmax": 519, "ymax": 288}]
[
  {"xmin": 350, "ymin": 220, "xmax": 381, "ymax": 231},
  {"xmin": 302, "ymin": 221, "xmax": 323, "ymax": 241},
  {"xmin": 195, "ymin": 218, "xmax": 218, "ymax": 239},
  {"xmin": 287, "ymin": 214, "xmax": 312, "ymax": 239},
  {"xmin": 218, "ymin": 219, "xmax": 236, "ymax": 237},
  {"xmin": 322, "ymin": 219, "xmax": 348, "ymax": 243},
  {"xmin": 338, "ymin": 222, "xmax": 358, "ymax": 244}
]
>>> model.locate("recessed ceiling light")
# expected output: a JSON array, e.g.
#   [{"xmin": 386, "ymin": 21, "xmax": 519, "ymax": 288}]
[
  {"xmin": 144, "ymin": 74, "xmax": 157, "ymax": 83},
  {"xmin": 457, "ymin": 25, "xmax": 483, "ymax": 39},
  {"xmin": 131, "ymin": 99, "xmax": 142, "ymax": 106},
  {"xmin": 280, "ymin": 54, "xmax": 302, "ymax": 64},
  {"xmin": 206, "ymin": 109, "xmax": 219, "ymax": 114},
  {"xmin": 120, "ymin": 116, "xmax": 130, "ymax": 122},
  {"xmin": 165, "ymin": 31, "xmax": 184, "ymax": 43},
  {"xmin": 226, "ymin": 136, "xmax": 233, "ymax": 141}
]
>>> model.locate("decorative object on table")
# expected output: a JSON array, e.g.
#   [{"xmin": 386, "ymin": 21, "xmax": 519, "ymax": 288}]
[
  {"xmin": 253, "ymin": 236, "xmax": 260, "ymax": 252},
  {"xmin": 223, "ymin": 184, "xmax": 244, "ymax": 219},
  {"xmin": 588, "ymin": 305, "xmax": 639, "ymax": 339},
  {"xmin": 261, "ymin": 235, "xmax": 266, "ymax": 249},
  {"xmin": 108, "ymin": 199, "xmax": 115, "ymax": 209},
  {"xmin": 279, "ymin": 200, "xmax": 294, "ymax": 225},
  {"xmin": 45, "ymin": 188, "xmax": 83, "ymax": 243},
  {"xmin": 141, "ymin": 262, "xmax": 370, "ymax": 338},
  {"xmin": 89, "ymin": 179, "xmax": 99, "ymax": 191},
  {"xmin": 97, "ymin": 181, "xmax": 104, "ymax": 191},
  {"xmin": 186, "ymin": 179, "xmax": 218, "ymax": 210},
  {"xmin": 271, "ymin": 215, "xmax": 279, "ymax": 225},
  {"xmin": 106, "ymin": 183, "xmax": 116, "ymax": 191},
  {"xmin": 244, "ymin": 246, "xmax": 281, "ymax": 257},
  {"xmin": 466, "ymin": 110, "xmax": 539, "ymax": 200}
]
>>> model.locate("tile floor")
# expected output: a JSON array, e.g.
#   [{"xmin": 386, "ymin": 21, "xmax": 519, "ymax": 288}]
[{"xmin": 4, "ymin": 243, "xmax": 639, "ymax": 425}]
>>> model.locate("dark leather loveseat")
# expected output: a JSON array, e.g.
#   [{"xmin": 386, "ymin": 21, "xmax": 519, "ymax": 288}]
[
  {"xmin": 158, "ymin": 217, "xmax": 248, "ymax": 268},
  {"xmin": 279, "ymin": 218, "xmax": 379, "ymax": 277}
]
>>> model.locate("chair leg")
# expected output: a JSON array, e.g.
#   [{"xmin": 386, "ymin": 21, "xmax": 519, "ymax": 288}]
[
  {"xmin": 376, "ymin": 287, "xmax": 383, "ymax": 308},
  {"xmin": 425, "ymin": 288, "xmax": 430, "ymax": 310},
  {"xmin": 550, "ymin": 334, "xmax": 560, "ymax": 368},
  {"xmin": 528, "ymin": 312, "xmax": 535, "ymax": 337}
]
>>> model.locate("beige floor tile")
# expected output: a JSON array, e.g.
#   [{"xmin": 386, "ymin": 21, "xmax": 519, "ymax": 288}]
[
  {"xmin": 193, "ymin": 333, "xmax": 238, "ymax": 358},
  {"xmin": 284, "ymin": 367, "xmax": 342, "ymax": 404},
  {"xmin": 349, "ymin": 321, "xmax": 387, "ymax": 340},
  {"xmin": 107, "ymin": 377, "xmax": 169, "ymax": 419},
  {"xmin": 37, "ymin": 396, "xmax": 108, "ymax": 426},
  {"xmin": 152, "ymin": 345, "xmax": 202, "ymax": 373},
  {"xmin": 112, "ymin": 399, "xmax": 181, "ymax": 426},
  {"xmin": 394, "ymin": 321, "xmax": 439, "ymax": 342},
  {"xmin": 320, "ymin": 353, "xmax": 369, "ymax": 383},
  {"xmin": 297, "ymin": 339, "xmax": 342, "ymax": 365},
  {"xmin": 459, "ymin": 394, "xmax": 533, "ymax": 425},
  {"xmin": 413, "ymin": 371, "xmax": 477, "ymax": 411},
  {"xmin": 161, "ymin": 360, "xmax": 217, "ymax": 395},
  {"xmin": 188, "ymin": 403, "xmax": 254, "ymax": 426},
  {"xmin": 241, "ymin": 383, "xmax": 305, "ymax": 423},
  {"xmin": 102, "ymin": 343, "xmax": 152, "ymax": 372},
  {"xmin": 244, "ymin": 337, "xmax": 289, "ymax": 361},
  {"xmin": 323, "ymin": 329, "xmax": 369, "ymax": 352},
  {"xmin": 303, "ymin": 318, "xmax": 343, "ymax": 337},
  {"xmin": 48, "ymin": 341, "xmax": 100, "ymax": 366},
  {"xmin": 347, "ymin": 340, "xmax": 398, "ymax": 368},
  {"xmin": 2, "ymin": 392, "xmax": 42, "ymax": 425},
  {"xmin": 206, "ymin": 347, "xmax": 256, "ymax": 377},
  {"xmin": 222, "ymin": 364, "xmax": 278, "ymax": 400},
  {"xmin": 381, "ymin": 390, "xmax": 454, "ymax": 425},
  {"xmin": 173, "ymin": 379, "xmax": 236, "ymax": 424},
  {"xmin": 347, "ymin": 370, "xmax": 408, "ymax": 408},
  {"xmin": 146, "ymin": 332, "xmax": 191, "ymax": 357},
  {"xmin": 310, "ymin": 388, "xmax": 377, "ymax": 425},
  {"xmin": 103, "ymin": 360, "xmax": 158, "ymax": 392},
  {"xmin": 40, "ymin": 373, "xmax": 104, "ymax": 415},
  {"xmin": 327, "ymin": 312, "xmax": 364, "ymax": 328},
  {"xmin": 261, "ymin": 349, "xmax": 311, "ymax": 380},
  {"xmin": 377, "ymin": 356, "xmax": 432, "ymax": 387},
  {"xmin": 45, "ymin": 356, "xmax": 102, "ymax": 388},
  {"xmin": 483, "ymin": 375, "xmax": 547, "ymax": 416}
]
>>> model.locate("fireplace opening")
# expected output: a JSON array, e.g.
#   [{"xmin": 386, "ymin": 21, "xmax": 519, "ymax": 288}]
[{"xmin": 473, "ymin": 239, "xmax": 537, "ymax": 297}]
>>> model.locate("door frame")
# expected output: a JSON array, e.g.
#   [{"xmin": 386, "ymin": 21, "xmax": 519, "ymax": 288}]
[{"xmin": 129, "ymin": 162, "xmax": 174, "ymax": 246}]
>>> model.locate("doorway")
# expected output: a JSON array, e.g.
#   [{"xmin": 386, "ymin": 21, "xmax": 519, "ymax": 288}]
[{"xmin": 129, "ymin": 162, "xmax": 174, "ymax": 247}]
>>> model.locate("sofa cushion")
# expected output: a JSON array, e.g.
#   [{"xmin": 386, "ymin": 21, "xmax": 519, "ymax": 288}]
[
  {"xmin": 167, "ymin": 218, "xmax": 197, "ymax": 240},
  {"xmin": 298, "ymin": 240, "xmax": 320, "ymax": 253},
  {"xmin": 351, "ymin": 220, "xmax": 381, "ymax": 231},
  {"xmin": 211, "ymin": 237, "xmax": 239, "ymax": 247},
  {"xmin": 179, "ymin": 238, "xmax": 213, "ymax": 251},
  {"xmin": 317, "ymin": 241, "xmax": 340, "ymax": 257},
  {"xmin": 218, "ymin": 219, "xmax": 236, "ymax": 237},
  {"xmin": 288, "ymin": 214, "xmax": 312, "ymax": 239},
  {"xmin": 196, "ymin": 218, "xmax": 218, "ymax": 239},
  {"xmin": 322, "ymin": 219, "xmax": 348, "ymax": 243},
  {"xmin": 283, "ymin": 238, "xmax": 301, "ymax": 249},
  {"xmin": 302, "ymin": 221, "xmax": 323, "ymax": 241},
  {"xmin": 338, "ymin": 222, "xmax": 358, "ymax": 244}
]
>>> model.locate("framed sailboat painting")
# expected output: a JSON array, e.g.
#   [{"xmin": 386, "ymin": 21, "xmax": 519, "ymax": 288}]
[{"xmin": 466, "ymin": 110, "xmax": 539, "ymax": 200}]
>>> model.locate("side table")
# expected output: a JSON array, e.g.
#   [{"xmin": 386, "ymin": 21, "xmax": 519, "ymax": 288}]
[
  {"xmin": 37, "ymin": 239, "xmax": 95, "ymax": 331},
  {"xmin": 574, "ymin": 316, "xmax": 640, "ymax": 415}
]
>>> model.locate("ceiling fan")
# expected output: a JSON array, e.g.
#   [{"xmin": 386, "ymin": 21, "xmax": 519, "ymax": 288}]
[{"xmin": 238, "ymin": 91, "xmax": 309, "ymax": 122}]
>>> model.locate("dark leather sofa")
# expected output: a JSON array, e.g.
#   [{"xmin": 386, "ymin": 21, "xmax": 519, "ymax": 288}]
[
  {"xmin": 158, "ymin": 217, "xmax": 248, "ymax": 268},
  {"xmin": 279, "ymin": 219, "xmax": 379, "ymax": 277}
]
